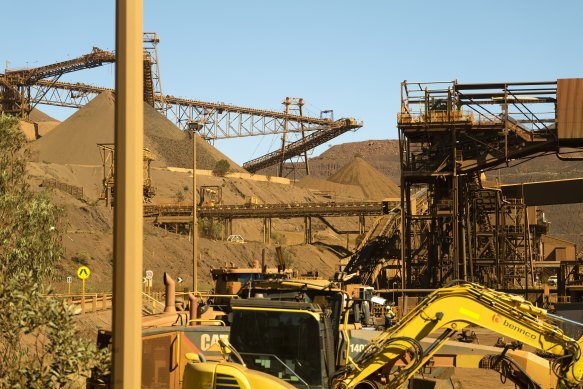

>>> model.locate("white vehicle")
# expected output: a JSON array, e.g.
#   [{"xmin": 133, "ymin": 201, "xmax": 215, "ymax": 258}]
[
  {"xmin": 226, "ymin": 235, "xmax": 245, "ymax": 243},
  {"xmin": 547, "ymin": 275, "xmax": 558, "ymax": 286}
]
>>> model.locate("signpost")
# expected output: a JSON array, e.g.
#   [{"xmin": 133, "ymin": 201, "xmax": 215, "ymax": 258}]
[
  {"xmin": 66, "ymin": 275, "xmax": 73, "ymax": 296},
  {"xmin": 77, "ymin": 266, "xmax": 90, "ymax": 313},
  {"xmin": 145, "ymin": 270, "xmax": 153, "ymax": 300}
]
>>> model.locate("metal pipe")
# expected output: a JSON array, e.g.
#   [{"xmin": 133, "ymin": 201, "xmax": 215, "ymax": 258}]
[
  {"xmin": 547, "ymin": 313, "xmax": 583, "ymax": 328},
  {"xmin": 278, "ymin": 97, "xmax": 290, "ymax": 177},
  {"xmin": 188, "ymin": 293, "xmax": 198, "ymax": 325},
  {"xmin": 556, "ymin": 152, "xmax": 583, "ymax": 161},
  {"xmin": 112, "ymin": 0, "xmax": 143, "ymax": 386},
  {"xmin": 164, "ymin": 272, "xmax": 176, "ymax": 313},
  {"xmin": 192, "ymin": 129, "xmax": 198, "ymax": 292}
]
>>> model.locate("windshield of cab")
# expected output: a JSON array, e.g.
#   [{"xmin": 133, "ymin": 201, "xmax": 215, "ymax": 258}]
[{"xmin": 230, "ymin": 309, "xmax": 322, "ymax": 388}]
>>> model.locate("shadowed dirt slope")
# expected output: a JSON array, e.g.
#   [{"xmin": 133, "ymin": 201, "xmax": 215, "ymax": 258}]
[{"xmin": 30, "ymin": 91, "xmax": 244, "ymax": 172}]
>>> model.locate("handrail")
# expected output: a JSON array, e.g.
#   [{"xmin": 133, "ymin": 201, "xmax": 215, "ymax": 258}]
[
  {"xmin": 142, "ymin": 291, "xmax": 165, "ymax": 306},
  {"xmin": 187, "ymin": 319, "xmax": 226, "ymax": 326},
  {"xmin": 47, "ymin": 292, "xmax": 112, "ymax": 298},
  {"xmin": 177, "ymin": 291, "xmax": 239, "ymax": 300},
  {"xmin": 142, "ymin": 291, "xmax": 166, "ymax": 314},
  {"xmin": 43, "ymin": 292, "xmax": 113, "ymax": 315}
]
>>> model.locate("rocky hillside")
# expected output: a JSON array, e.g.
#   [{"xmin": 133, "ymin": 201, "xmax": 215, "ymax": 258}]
[
  {"xmin": 27, "ymin": 165, "xmax": 350, "ymax": 293},
  {"xmin": 258, "ymin": 139, "xmax": 401, "ymax": 182}
]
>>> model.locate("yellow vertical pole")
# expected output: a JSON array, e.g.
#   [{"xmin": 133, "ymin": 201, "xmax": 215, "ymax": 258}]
[
  {"xmin": 148, "ymin": 281, "xmax": 151, "ymax": 305},
  {"xmin": 192, "ymin": 129, "xmax": 198, "ymax": 293},
  {"xmin": 112, "ymin": 0, "xmax": 143, "ymax": 387},
  {"xmin": 68, "ymin": 281, "xmax": 71, "ymax": 296},
  {"xmin": 81, "ymin": 278, "xmax": 86, "ymax": 314}
]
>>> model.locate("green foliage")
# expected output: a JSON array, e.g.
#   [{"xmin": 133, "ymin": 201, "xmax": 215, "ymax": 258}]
[
  {"xmin": 72, "ymin": 251, "xmax": 91, "ymax": 266},
  {"xmin": 212, "ymin": 159, "xmax": 230, "ymax": 177},
  {"xmin": 0, "ymin": 116, "xmax": 64, "ymax": 280},
  {"xmin": 279, "ymin": 246, "xmax": 294, "ymax": 268},
  {"xmin": 0, "ymin": 273, "xmax": 110, "ymax": 387},
  {"xmin": 175, "ymin": 189, "xmax": 185, "ymax": 202},
  {"xmin": 271, "ymin": 231, "xmax": 287, "ymax": 245},
  {"xmin": 0, "ymin": 115, "xmax": 110, "ymax": 386},
  {"xmin": 199, "ymin": 219, "xmax": 222, "ymax": 240}
]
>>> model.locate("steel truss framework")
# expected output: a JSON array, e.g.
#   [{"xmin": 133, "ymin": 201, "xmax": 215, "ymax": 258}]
[
  {"xmin": 243, "ymin": 118, "xmax": 361, "ymax": 173},
  {"xmin": 397, "ymin": 80, "xmax": 577, "ymax": 290},
  {"xmin": 165, "ymin": 95, "xmax": 335, "ymax": 139},
  {"xmin": 25, "ymin": 80, "xmax": 337, "ymax": 136},
  {"xmin": 0, "ymin": 48, "xmax": 115, "ymax": 116},
  {"xmin": 1, "ymin": 36, "xmax": 362, "ymax": 172}
]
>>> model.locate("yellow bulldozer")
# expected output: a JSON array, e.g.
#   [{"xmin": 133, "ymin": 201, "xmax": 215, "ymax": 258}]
[{"xmin": 88, "ymin": 281, "xmax": 583, "ymax": 388}]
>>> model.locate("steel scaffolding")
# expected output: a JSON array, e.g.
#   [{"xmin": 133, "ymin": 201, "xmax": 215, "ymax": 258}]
[{"xmin": 397, "ymin": 80, "xmax": 566, "ymax": 289}]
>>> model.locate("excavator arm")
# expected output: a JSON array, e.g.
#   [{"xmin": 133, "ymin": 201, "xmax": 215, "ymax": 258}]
[{"xmin": 334, "ymin": 281, "xmax": 583, "ymax": 388}]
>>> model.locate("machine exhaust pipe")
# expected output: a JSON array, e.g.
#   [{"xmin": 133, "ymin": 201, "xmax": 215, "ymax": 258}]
[
  {"xmin": 188, "ymin": 293, "xmax": 199, "ymax": 326},
  {"xmin": 163, "ymin": 272, "xmax": 176, "ymax": 313}
]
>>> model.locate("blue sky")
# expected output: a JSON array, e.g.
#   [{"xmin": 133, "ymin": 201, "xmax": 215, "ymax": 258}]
[{"xmin": 2, "ymin": 1, "xmax": 581, "ymax": 164}]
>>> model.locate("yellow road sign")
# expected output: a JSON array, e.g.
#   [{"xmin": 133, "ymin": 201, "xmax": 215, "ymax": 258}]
[{"xmin": 77, "ymin": 266, "xmax": 91, "ymax": 280}]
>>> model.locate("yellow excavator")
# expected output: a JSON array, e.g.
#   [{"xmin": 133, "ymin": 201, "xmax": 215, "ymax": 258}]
[{"xmin": 183, "ymin": 281, "xmax": 583, "ymax": 389}]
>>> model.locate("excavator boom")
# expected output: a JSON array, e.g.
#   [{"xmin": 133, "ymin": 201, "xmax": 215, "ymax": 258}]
[{"xmin": 337, "ymin": 281, "xmax": 583, "ymax": 388}]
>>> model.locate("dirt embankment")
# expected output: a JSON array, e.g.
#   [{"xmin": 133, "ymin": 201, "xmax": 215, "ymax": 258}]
[
  {"xmin": 28, "ymin": 163, "xmax": 351, "ymax": 293},
  {"xmin": 327, "ymin": 156, "xmax": 400, "ymax": 200},
  {"xmin": 22, "ymin": 93, "xmax": 361, "ymax": 294}
]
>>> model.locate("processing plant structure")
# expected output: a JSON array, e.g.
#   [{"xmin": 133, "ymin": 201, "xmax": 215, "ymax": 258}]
[
  {"xmin": 3, "ymin": 34, "xmax": 583, "ymax": 301},
  {"xmin": 0, "ymin": 32, "xmax": 362, "ymax": 181},
  {"xmin": 342, "ymin": 79, "xmax": 583, "ymax": 298}
]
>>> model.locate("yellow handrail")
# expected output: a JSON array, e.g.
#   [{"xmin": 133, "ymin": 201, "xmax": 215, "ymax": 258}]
[{"xmin": 187, "ymin": 319, "xmax": 226, "ymax": 326}]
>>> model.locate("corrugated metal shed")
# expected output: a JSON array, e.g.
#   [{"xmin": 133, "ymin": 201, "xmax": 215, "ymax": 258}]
[
  {"xmin": 501, "ymin": 178, "xmax": 583, "ymax": 206},
  {"xmin": 557, "ymin": 78, "xmax": 583, "ymax": 139}
]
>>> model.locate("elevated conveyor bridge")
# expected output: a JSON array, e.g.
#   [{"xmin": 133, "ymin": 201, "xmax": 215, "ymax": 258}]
[
  {"xmin": 1, "ymin": 36, "xmax": 362, "ymax": 174},
  {"xmin": 243, "ymin": 118, "xmax": 362, "ymax": 173},
  {"xmin": 144, "ymin": 201, "xmax": 391, "ymax": 222},
  {"xmin": 143, "ymin": 200, "xmax": 398, "ymax": 244}
]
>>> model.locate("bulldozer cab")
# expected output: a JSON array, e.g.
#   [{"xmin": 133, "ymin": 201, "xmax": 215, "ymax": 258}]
[
  {"xmin": 241, "ymin": 279, "xmax": 345, "ymax": 336},
  {"xmin": 229, "ymin": 299, "xmax": 335, "ymax": 388}
]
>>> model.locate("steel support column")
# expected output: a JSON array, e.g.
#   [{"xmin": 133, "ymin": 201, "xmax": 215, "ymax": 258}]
[
  {"xmin": 304, "ymin": 216, "xmax": 312, "ymax": 244},
  {"xmin": 112, "ymin": 0, "xmax": 143, "ymax": 386},
  {"xmin": 263, "ymin": 218, "xmax": 272, "ymax": 244}
]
